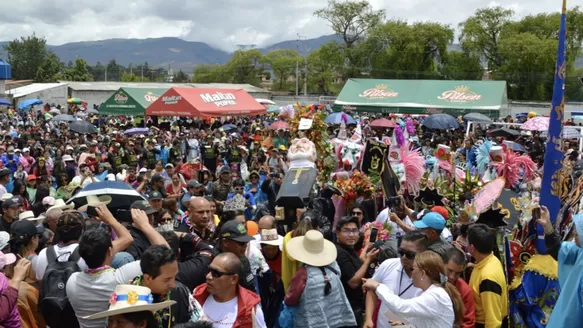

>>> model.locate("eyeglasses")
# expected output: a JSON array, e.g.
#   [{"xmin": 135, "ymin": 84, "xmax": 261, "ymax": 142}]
[
  {"xmin": 234, "ymin": 187, "xmax": 244, "ymax": 191},
  {"xmin": 399, "ymin": 249, "xmax": 417, "ymax": 260},
  {"xmin": 208, "ymin": 266, "xmax": 236, "ymax": 278},
  {"xmin": 250, "ymin": 176, "xmax": 259, "ymax": 180},
  {"xmin": 340, "ymin": 228, "xmax": 359, "ymax": 236},
  {"xmin": 351, "ymin": 211, "xmax": 363, "ymax": 216}
]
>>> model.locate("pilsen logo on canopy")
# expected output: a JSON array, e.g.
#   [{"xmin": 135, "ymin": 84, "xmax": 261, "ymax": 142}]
[
  {"xmin": 200, "ymin": 91, "xmax": 237, "ymax": 107},
  {"xmin": 359, "ymin": 84, "xmax": 398, "ymax": 99},
  {"xmin": 162, "ymin": 95, "xmax": 182, "ymax": 105},
  {"xmin": 438, "ymin": 86, "xmax": 482, "ymax": 103},
  {"xmin": 144, "ymin": 92, "xmax": 159, "ymax": 103},
  {"xmin": 114, "ymin": 92, "xmax": 129, "ymax": 104}
]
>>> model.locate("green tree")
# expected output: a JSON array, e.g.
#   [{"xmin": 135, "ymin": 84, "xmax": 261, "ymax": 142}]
[
  {"xmin": 192, "ymin": 64, "xmax": 231, "ymax": 83},
  {"xmin": 307, "ymin": 42, "xmax": 344, "ymax": 93},
  {"xmin": 264, "ymin": 49, "xmax": 303, "ymax": 90},
  {"xmin": 440, "ymin": 51, "xmax": 483, "ymax": 80},
  {"xmin": 56, "ymin": 58, "xmax": 94, "ymax": 81},
  {"xmin": 173, "ymin": 70, "xmax": 190, "ymax": 83},
  {"xmin": 35, "ymin": 52, "xmax": 62, "ymax": 82},
  {"xmin": 3, "ymin": 33, "xmax": 49, "ymax": 80},
  {"xmin": 458, "ymin": 6, "xmax": 514, "ymax": 70},
  {"xmin": 226, "ymin": 49, "xmax": 264, "ymax": 85},
  {"xmin": 120, "ymin": 71, "xmax": 141, "ymax": 82}
]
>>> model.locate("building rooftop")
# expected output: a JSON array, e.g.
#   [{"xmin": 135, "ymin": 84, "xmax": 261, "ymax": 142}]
[
  {"xmin": 64, "ymin": 81, "xmax": 269, "ymax": 94},
  {"xmin": 4, "ymin": 82, "xmax": 68, "ymax": 98}
]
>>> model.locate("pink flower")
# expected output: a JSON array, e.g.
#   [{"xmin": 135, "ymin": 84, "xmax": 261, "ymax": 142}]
[{"xmin": 109, "ymin": 293, "xmax": 118, "ymax": 305}]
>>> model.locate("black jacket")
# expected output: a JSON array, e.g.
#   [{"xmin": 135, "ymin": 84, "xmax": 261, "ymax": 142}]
[{"xmin": 176, "ymin": 233, "xmax": 215, "ymax": 291}]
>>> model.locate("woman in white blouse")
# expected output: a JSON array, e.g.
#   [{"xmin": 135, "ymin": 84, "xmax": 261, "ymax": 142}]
[{"xmin": 363, "ymin": 251, "xmax": 464, "ymax": 328}]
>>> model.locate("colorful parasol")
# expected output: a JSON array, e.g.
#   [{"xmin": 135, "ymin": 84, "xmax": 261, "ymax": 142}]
[
  {"xmin": 369, "ymin": 118, "xmax": 395, "ymax": 129},
  {"xmin": 67, "ymin": 98, "xmax": 87, "ymax": 104},
  {"xmin": 473, "ymin": 177, "xmax": 505, "ymax": 214},
  {"xmin": 520, "ymin": 117, "xmax": 549, "ymax": 131},
  {"xmin": 269, "ymin": 120, "xmax": 290, "ymax": 130}
]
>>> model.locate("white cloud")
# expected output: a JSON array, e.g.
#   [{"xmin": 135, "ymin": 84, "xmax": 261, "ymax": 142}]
[{"xmin": 0, "ymin": 0, "xmax": 568, "ymax": 51}]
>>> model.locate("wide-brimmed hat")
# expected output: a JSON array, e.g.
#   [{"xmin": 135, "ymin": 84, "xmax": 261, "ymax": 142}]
[
  {"xmin": 46, "ymin": 199, "xmax": 74, "ymax": 215},
  {"xmin": 62, "ymin": 155, "xmax": 74, "ymax": 162},
  {"xmin": 258, "ymin": 229, "xmax": 283, "ymax": 247},
  {"xmin": 78, "ymin": 195, "xmax": 112, "ymax": 212},
  {"xmin": 286, "ymin": 230, "xmax": 337, "ymax": 267},
  {"xmin": 18, "ymin": 211, "xmax": 44, "ymax": 223},
  {"xmin": 83, "ymin": 285, "xmax": 176, "ymax": 320}
]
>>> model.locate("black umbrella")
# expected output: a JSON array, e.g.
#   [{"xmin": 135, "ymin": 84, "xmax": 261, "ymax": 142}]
[
  {"xmin": 490, "ymin": 128, "xmax": 520, "ymax": 138},
  {"xmin": 69, "ymin": 121, "xmax": 97, "ymax": 134},
  {"xmin": 463, "ymin": 112, "xmax": 493, "ymax": 123},
  {"xmin": 52, "ymin": 114, "xmax": 76, "ymax": 122},
  {"xmin": 422, "ymin": 114, "xmax": 460, "ymax": 130}
]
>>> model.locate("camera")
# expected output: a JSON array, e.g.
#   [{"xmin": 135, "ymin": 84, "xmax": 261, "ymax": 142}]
[{"xmin": 387, "ymin": 196, "xmax": 401, "ymax": 209}]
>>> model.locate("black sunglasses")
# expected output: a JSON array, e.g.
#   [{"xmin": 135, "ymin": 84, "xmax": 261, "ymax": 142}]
[
  {"xmin": 398, "ymin": 249, "xmax": 417, "ymax": 260},
  {"xmin": 351, "ymin": 211, "xmax": 363, "ymax": 216},
  {"xmin": 208, "ymin": 266, "xmax": 236, "ymax": 278}
]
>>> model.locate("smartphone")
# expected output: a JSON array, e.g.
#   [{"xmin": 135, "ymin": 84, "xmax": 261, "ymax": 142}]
[
  {"xmin": 116, "ymin": 209, "xmax": 133, "ymax": 223},
  {"xmin": 87, "ymin": 205, "xmax": 98, "ymax": 217},
  {"xmin": 370, "ymin": 227, "xmax": 379, "ymax": 243},
  {"xmin": 532, "ymin": 207, "xmax": 541, "ymax": 221}
]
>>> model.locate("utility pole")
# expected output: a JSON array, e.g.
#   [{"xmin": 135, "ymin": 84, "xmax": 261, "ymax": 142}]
[
  {"xmin": 141, "ymin": 67, "xmax": 144, "ymax": 82},
  {"xmin": 297, "ymin": 34, "xmax": 308, "ymax": 96},
  {"xmin": 295, "ymin": 60, "xmax": 299, "ymax": 96},
  {"xmin": 105, "ymin": 67, "xmax": 107, "ymax": 82}
]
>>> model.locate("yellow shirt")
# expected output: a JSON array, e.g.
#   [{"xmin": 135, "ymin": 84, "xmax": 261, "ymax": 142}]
[
  {"xmin": 469, "ymin": 253, "xmax": 508, "ymax": 327},
  {"xmin": 281, "ymin": 231, "xmax": 299, "ymax": 291}
]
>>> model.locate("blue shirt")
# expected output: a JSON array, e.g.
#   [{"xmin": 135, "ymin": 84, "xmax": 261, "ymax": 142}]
[{"xmin": 547, "ymin": 242, "xmax": 583, "ymax": 327}]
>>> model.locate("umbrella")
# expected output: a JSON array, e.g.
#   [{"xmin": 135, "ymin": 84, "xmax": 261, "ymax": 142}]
[
  {"xmin": 255, "ymin": 98, "xmax": 276, "ymax": 105},
  {"xmin": 220, "ymin": 124, "xmax": 237, "ymax": 132},
  {"xmin": 43, "ymin": 113, "xmax": 53, "ymax": 120},
  {"xmin": 269, "ymin": 121, "xmax": 290, "ymax": 130},
  {"xmin": 86, "ymin": 108, "xmax": 99, "ymax": 115},
  {"xmin": 52, "ymin": 114, "xmax": 76, "ymax": 122},
  {"xmin": 69, "ymin": 121, "xmax": 97, "ymax": 134},
  {"xmin": 0, "ymin": 98, "xmax": 11, "ymax": 106},
  {"xmin": 506, "ymin": 142, "xmax": 526, "ymax": 153},
  {"xmin": 369, "ymin": 118, "xmax": 396, "ymax": 129},
  {"xmin": 67, "ymin": 98, "xmax": 86, "ymax": 104},
  {"xmin": 490, "ymin": 128, "xmax": 521, "ymax": 138},
  {"xmin": 67, "ymin": 180, "xmax": 146, "ymax": 213},
  {"xmin": 325, "ymin": 112, "xmax": 356, "ymax": 125},
  {"xmin": 463, "ymin": 113, "xmax": 493, "ymax": 123},
  {"xmin": 124, "ymin": 127, "xmax": 150, "ymax": 136},
  {"xmin": 49, "ymin": 108, "xmax": 61, "ymax": 114},
  {"xmin": 267, "ymin": 105, "xmax": 281, "ymax": 114},
  {"xmin": 473, "ymin": 177, "xmax": 505, "ymax": 214},
  {"xmin": 521, "ymin": 117, "xmax": 549, "ymax": 131},
  {"xmin": 17, "ymin": 99, "xmax": 43, "ymax": 110},
  {"xmin": 422, "ymin": 114, "xmax": 460, "ymax": 130}
]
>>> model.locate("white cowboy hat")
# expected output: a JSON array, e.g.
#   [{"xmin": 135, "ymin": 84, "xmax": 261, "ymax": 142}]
[
  {"xmin": 286, "ymin": 230, "xmax": 337, "ymax": 267},
  {"xmin": 46, "ymin": 199, "xmax": 74, "ymax": 215},
  {"xmin": 84, "ymin": 285, "xmax": 176, "ymax": 320},
  {"xmin": 1, "ymin": 193, "xmax": 13, "ymax": 201},
  {"xmin": 62, "ymin": 155, "xmax": 74, "ymax": 162},
  {"xmin": 18, "ymin": 211, "xmax": 42, "ymax": 222},
  {"xmin": 78, "ymin": 195, "xmax": 112, "ymax": 213},
  {"xmin": 258, "ymin": 229, "xmax": 283, "ymax": 247}
]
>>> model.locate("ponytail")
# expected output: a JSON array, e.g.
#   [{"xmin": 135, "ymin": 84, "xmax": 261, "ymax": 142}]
[{"xmin": 443, "ymin": 281, "xmax": 465, "ymax": 326}]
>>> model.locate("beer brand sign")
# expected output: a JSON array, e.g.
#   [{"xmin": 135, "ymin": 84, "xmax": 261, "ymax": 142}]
[
  {"xmin": 200, "ymin": 91, "xmax": 237, "ymax": 107},
  {"xmin": 162, "ymin": 95, "xmax": 182, "ymax": 105},
  {"xmin": 144, "ymin": 92, "xmax": 159, "ymax": 103},
  {"xmin": 359, "ymin": 84, "xmax": 398, "ymax": 99},
  {"xmin": 438, "ymin": 86, "xmax": 482, "ymax": 103},
  {"xmin": 114, "ymin": 92, "xmax": 128, "ymax": 104}
]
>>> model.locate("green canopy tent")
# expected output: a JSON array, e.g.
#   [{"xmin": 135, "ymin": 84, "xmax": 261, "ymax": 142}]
[
  {"xmin": 99, "ymin": 87, "xmax": 169, "ymax": 116},
  {"xmin": 333, "ymin": 79, "xmax": 508, "ymax": 117}
]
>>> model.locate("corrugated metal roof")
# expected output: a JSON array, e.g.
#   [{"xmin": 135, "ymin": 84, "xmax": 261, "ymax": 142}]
[
  {"xmin": 64, "ymin": 81, "xmax": 269, "ymax": 94},
  {"xmin": 4, "ymin": 82, "xmax": 68, "ymax": 98}
]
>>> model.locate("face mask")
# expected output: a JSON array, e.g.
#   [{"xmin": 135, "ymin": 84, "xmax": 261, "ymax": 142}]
[{"xmin": 155, "ymin": 223, "xmax": 174, "ymax": 233}]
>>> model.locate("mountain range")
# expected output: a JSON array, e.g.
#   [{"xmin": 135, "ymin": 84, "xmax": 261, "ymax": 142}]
[{"xmin": 1, "ymin": 34, "xmax": 582, "ymax": 72}]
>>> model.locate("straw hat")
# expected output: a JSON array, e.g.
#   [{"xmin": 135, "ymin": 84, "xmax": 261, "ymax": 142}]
[
  {"xmin": 83, "ymin": 285, "xmax": 176, "ymax": 320},
  {"xmin": 258, "ymin": 229, "xmax": 283, "ymax": 247},
  {"xmin": 286, "ymin": 230, "xmax": 337, "ymax": 267},
  {"xmin": 46, "ymin": 199, "xmax": 74, "ymax": 214},
  {"xmin": 78, "ymin": 195, "xmax": 112, "ymax": 212}
]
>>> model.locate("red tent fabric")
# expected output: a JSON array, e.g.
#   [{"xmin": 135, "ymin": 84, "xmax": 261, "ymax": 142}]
[{"xmin": 146, "ymin": 88, "xmax": 266, "ymax": 117}]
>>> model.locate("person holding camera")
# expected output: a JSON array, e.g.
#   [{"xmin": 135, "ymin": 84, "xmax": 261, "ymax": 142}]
[{"xmin": 376, "ymin": 195, "xmax": 415, "ymax": 249}]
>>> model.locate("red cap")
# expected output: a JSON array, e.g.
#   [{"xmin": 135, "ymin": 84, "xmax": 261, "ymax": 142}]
[
  {"xmin": 27, "ymin": 175, "xmax": 37, "ymax": 182},
  {"xmin": 431, "ymin": 206, "xmax": 449, "ymax": 220}
]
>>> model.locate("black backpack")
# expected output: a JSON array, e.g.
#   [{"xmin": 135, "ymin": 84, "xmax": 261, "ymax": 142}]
[{"xmin": 38, "ymin": 245, "xmax": 81, "ymax": 328}]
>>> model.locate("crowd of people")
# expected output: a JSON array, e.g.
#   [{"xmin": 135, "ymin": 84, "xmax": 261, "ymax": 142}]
[{"xmin": 0, "ymin": 103, "xmax": 581, "ymax": 328}]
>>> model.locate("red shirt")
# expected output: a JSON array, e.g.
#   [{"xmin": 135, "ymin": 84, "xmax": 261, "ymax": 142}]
[
  {"xmin": 265, "ymin": 252, "xmax": 282, "ymax": 279},
  {"xmin": 456, "ymin": 277, "xmax": 476, "ymax": 328}
]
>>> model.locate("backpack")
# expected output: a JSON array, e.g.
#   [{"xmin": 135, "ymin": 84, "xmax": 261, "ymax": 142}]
[{"xmin": 38, "ymin": 245, "xmax": 81, "ymax": 328}]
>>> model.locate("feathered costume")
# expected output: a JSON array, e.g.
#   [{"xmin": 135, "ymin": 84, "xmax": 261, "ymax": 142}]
[
  {"xmin": 388, "ymin": 120, "xmax": 425, "ymax": 195},
  {"xmin": 430, "ymin": 145, "xmax": 465, "ymax": 182},
  {"xmin": 491, "ymin": 146, "xmax": 536, "ymax": 189}
]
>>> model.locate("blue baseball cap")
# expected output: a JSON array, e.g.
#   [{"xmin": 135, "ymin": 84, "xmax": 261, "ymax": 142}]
[{"xmin": 413, "ymin": 212, "xmax": 446, "ymax": 230}]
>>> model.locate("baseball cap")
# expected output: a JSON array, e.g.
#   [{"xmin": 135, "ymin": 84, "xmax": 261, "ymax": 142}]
[
  {"xmin": 2, "ymin": 199, "xmax": 20, "ymax": 209},
  {"xmin": 187, "ymin": 180, "xmax": 203, "ymax": 189},
  {"xmin": 130, "ymin": 200, "xmax": 158, "ymax": 215},
  {"xmin": 147, "ymin": 190, "xmax": 163, "ymax": 201},
  {"xmin": 151, "ymin": 174, "xmax": 164, "ymax": 183},
  {"xmin": 0, "ymin": 252, "xmax": 16, "ymax": 270},
  {"xmin": 431, "ymin": 206, "xmax": 449, "ymax": 220},
  {"xmin": 413, "ymin": 212, "xmax": 446, "ymax": 231},
  {"xmin": 220, "ymin": 221, "xmax": 254, "ymax": 243},
  {"xmin": 0, "ymin": 168, "xmax": 11, "ymax": 178},
  {"xmin": 11, "ymin": 220, "xmax": 45, "ymax": 241},
  {"xmin": 165, "ymin": 163, "xmax": 174, "ymax": 169}
]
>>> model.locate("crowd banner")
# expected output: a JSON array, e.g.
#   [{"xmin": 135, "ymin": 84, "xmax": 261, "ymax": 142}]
[{"xmin": 541, "ymin": 0, "xmax": 567, "ymax": 225}]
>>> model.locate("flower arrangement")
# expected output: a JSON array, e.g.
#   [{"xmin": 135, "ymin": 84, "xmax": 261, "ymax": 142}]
[
  {"xmin": 361, "ymin": 221, "xmax": 392, "ymax": 243},
  {"xmin": 290, "ymin": 104, "xmax": 335, "ymax": 182},
  {"xmin": 335, "ymin": 170, "xmax": 375, "ymax": 207}
]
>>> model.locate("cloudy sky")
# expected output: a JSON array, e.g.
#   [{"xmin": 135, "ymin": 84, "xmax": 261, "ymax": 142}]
[{"xmin": 0, "ymin": 0, "xmax": 567, "ymax": 51}]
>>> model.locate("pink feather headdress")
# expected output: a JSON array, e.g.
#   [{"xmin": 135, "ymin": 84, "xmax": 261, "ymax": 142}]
[
  {"xmin": 394, "ymin": 125, "xmax": 405, "ymax": 147},
  {"xmin": 492, "ymin": 148, "xmax": 536, "ymax": 188},
  {"xmin": 400, "ymin": 142, "xmax": 426, "ymax": 195}
]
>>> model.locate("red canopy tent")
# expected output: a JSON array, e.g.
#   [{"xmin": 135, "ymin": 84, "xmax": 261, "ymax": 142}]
[{"xmin": 146, "ymin": 88, "xmax": 266, "ymax": 117}]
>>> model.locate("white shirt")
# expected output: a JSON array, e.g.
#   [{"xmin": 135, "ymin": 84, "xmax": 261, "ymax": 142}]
[
  {"xmin": 372, "ymin": 258, "xmax": 421, "ymax": 328},
  {"xmin": 35, "ymin": 244, "xmax": 88, "ymax": 281},
  {"xmin": 202, "ymin": 295, "xmax": 267, "ymax": 328},
  {"xmin": 376, "ymin": 208, "xmax": 413, "ymax": 239},
  {"xmin": 375, "ymin": 284, "xmax": 455, "ymax": 328}
]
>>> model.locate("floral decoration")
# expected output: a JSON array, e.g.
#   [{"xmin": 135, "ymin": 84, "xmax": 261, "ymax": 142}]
[
  {"xmin": 335, "ymin": 170, "xmax": 375, "ymax": 208},
  {"xmin": 127, "ymin": 291, "xmax": 139, "ymax": 305},
  {"xmin": 109, "ymin": 293, "xmax": 118, "ymax": 305},
  {"xmin": 361, "ymin": 221, "xmax": 392, "ymax": 242}
]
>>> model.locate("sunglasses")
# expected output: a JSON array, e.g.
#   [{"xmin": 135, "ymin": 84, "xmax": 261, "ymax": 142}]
[
  {"xmin": 234, "ymin": 187, "xmax": 244, "ymax": 191},
  {"xmin": 208, "ymin": 266, "xmax": 236, "ymax": 278},
  {"xmin": 399, "ymin": 249, "xmax": 417, "ymax": 260},
  {"xmin": 351, "ymin": 211, "xmax": 363, "ymax": 216}
]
